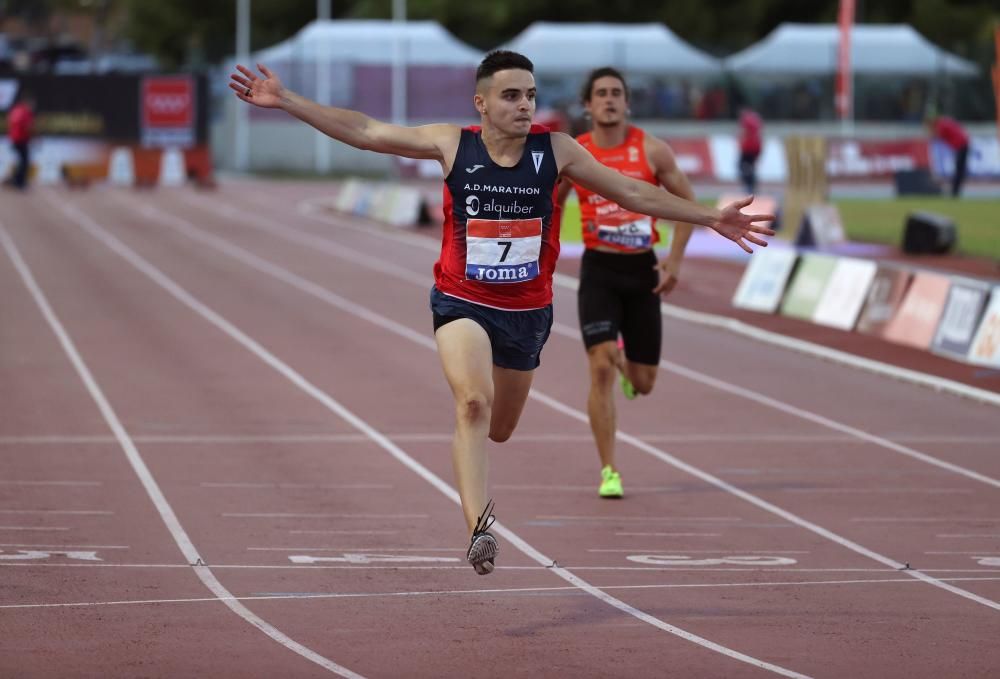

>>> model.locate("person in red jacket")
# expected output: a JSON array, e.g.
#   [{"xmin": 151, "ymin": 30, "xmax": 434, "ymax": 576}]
[
  {"xmin": 738, "ymin": 108, "xmax": 762, "ymax": 194},
  {"xmin": 928, "ymin": 114, "xmax": 970, "ymax": 197},
  {"xmin": 6, "ymin": 94, "xmax": 35, "ymax": 190}
]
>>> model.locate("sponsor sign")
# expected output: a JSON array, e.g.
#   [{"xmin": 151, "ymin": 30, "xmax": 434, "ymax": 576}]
[
  {"xmin": 826, "ymin": 139, "xmax": 929, "ymax": 178},
  {"xmin": 966, "ymin": 287, "xmax": 1000, "ymax": 367},
  {"xmin": 0, "ymin": 78, "xmax": 19, "ymax": 109},
  {"xmin": 856, "ymin": 266, "xmax": 912, "ymax": 336},
  {"xmin": 930, "ymin": 137, "xmax": 1000, "ymax": 179},
  {"xmin": 931, "ymin": 279, "xmax": 991, "ymax": 359},
  {"xmin": 797, "ymin": 203, "xmax": 846, "ymax": 248},
  {"xmin": 663, "ymin": 137, "xmax": 713, "ymax": 179},
  {"xmin": 882, "ymin": 272, "xmax": 951, "ymax": 349},
  {"xmin": 141, "ymin": 76, "xmax": 195, "ymax": 147},
  {"xmin": 779, "ymin": 254, "xmax": 838, "ymax": 320},
  {"xmin": 731, "ymin": 246, "xmax": 798, "ymax": 313},
  {"xmin": 812, "ymin": 257, "xmax": 878, "ymax": 330}
]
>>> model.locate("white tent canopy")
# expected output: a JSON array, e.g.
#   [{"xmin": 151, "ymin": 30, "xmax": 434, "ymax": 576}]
[
  {"xmin": 251, "ymin": 19, "xmax": 483, "ymax": 65},
  {"xmin": 501, "ymin": 22, "xmax": 722, "ymax": 75},
  {"xmin": 724, "ymin": 23, "xmax": 979, "ymax": 76}
]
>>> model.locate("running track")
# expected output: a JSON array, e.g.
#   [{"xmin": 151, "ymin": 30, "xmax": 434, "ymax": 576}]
[{"xmin": 1, "ymin": 180, "xmax": 998, "ymax": 678}]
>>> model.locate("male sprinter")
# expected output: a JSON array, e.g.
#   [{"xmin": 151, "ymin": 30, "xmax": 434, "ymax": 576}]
[
  {"xmin": 230, "ymin": 51, "xmax": 773, "ymax": 574},
  {"xmin": 557, "ymin": 67, "xmax": 696, "ymax": 498}
]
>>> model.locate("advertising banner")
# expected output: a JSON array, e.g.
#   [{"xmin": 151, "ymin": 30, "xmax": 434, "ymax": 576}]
[
  {"xmin": 967, "ymin": 287, "xmax": 1000, "ymax": 367},
  {"xmin": 882, "ymin": 272, "xmax": 951, "ymax": 349},
  {"xmin": 931, "ymin": 280, "xmax": 991, "ymax": 359},
  {"xmin": 731, "ymin": 247, "xmax": 798, "ymax": 313},
  {"xmin": 812, "ymin": 257, "xmax": 877, "ymax": 330},
  {"xmin": 779, "ymin": 254, "xmax": 838, "ymax": 320},
  {"xmin": 856, "ymin": 266, "xmax": 912, "ymax": 336}
]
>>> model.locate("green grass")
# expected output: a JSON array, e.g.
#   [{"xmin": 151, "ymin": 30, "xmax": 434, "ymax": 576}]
[
  {"xmin": 832, "ymin": 197, "xmax": 1000, "ymax": 261},
  {"xmin": 558, "ymin": 197, "xmax": 713, "ymax": 248},
  {"xmin": 560, "ymin": 195, "xmax": 1000, "ymax": 261}
]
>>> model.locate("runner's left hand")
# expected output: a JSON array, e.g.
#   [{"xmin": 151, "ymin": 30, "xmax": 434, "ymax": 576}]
[{"xmin": 713, "ymin": 196, "xmax": 775, "ymax": 253}]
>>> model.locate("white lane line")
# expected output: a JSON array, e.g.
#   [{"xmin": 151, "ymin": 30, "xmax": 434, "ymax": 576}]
[
  {"xmin": 496, "ymin": 484, "xmax": 681, "ymax": 492},
  {"xmin": 924, "ymin": 552, "xmax": 1000, "ymax": 555},
  {"xmin": 159, "ymin": 195, "xmax": 1000, "ymax": 614},
  {"xmin": 290, "ymin": 530, "xmax": 398, "ymax": 536},
  {"xmin": 6, "ymin": 576, "xmax": 1000, "ymax": 611},
  {"xmin": 588, "ymin": 549, "xmax": 810, "ymax": 554},
  {"xmin": 0, "ymin": 435, "xmax": 117, "ymax": 444},
  {"xmin": 0, "ymin": 526, "xmax": 70, "ymax": 531},
  {"xmin": 2, "ymin": 218, "xmax": 364, "ymax": 679},
  {"xmin": 0, "ymin": 543, "xmax": 127, "ymax": 549},
  {"xmin": 98, "ymin": 195, "xmax": 812, "ymax": 678},
  {"xmin": 781, "ymin": 488, "xmax": 974, "ymax": 495},
  {"xmin": 0, "ymin": 480, "xmax": 102, "ymax": 486},
  {"xmin": 616, "ymin": 532, "xmax": 723, "ymax": 537},
  {"xmin": 243, "ymin": 190, "xmax": 1000, "ymax": 485},
  {"xmin": 538, "ymin": 515, "xmax": 743, "ymax": 522},
  {"xmin": 937, "ymin": 534, "xmax": 1000, "ymax": 539},
  {"xmin": 247, "ymin": 547, "xmax": 462, "ymax": 552},
  {"xmin": 7, "ymin": 431, "xmax": 999, "ymax": 446},
  {"xmin": 853, "ymin": 518, "xmax": 1000, "ymax": 523},
  {"xmin": 224, "ymin": 513, "xmax": 427, "ymax": 520},
  {"xmin": 4, "ymin": 560, "xmax": 998, "ymax": 574},
  {"xmin": 201, "ymin": 483, "xmax": 393, "ymax": 490},
  {"xmin": 0, "ymin": 510, "xmax": 111, "ymax": 515}
]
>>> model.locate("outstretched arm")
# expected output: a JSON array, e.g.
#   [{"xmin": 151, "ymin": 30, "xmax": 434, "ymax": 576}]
[
  {"xmin": 552, "ymin": 133, "xmax": 773, "ymax": 253},
  {"xmin": 230, "ymin": 63, "xmax": 459, "ymax": 169}
]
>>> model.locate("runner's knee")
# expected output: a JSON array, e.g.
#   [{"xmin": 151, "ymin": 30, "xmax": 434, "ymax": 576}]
[
  {"xmin": 629, "ymin": 367, "xmax": 657, "ymax": 395},
  {"xmin": 456, "ymin": 392, "xmax": 492, "ymax": 426},
  {"xmin": 488, "ymin": 423, "xmax": 514, "ymax": 443},
  {"xmin": 588, "ymin": 349, "xmax": 618, "ymax": 389}
]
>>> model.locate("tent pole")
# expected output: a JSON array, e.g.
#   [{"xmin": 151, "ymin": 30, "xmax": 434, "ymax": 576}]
[
  {"xmin": 234, "ymin": 0, "xmax": 250, "ymax": 172},
  {"xmin": 315, "ymin": 0, "xmax": 332, "ymax": 174},
  {"xmin": 391, "ymin": 0, "xmax": 407, "ymax": 126}
]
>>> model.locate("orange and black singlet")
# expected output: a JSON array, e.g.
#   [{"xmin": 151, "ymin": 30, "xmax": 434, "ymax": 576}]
[{"xmin": 573, "ymin": 126, "xmax": 660, "ymax": 252}]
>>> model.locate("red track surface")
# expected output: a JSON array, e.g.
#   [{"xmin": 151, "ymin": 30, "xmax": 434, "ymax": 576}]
[{"xmin": 1, "ymin": 180, "xmax": 998, "ymax": 678}]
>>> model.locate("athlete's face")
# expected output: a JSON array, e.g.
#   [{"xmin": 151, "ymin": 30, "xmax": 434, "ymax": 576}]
[
  {"xmin": 475, "ymin": 69, "xmax": 536, "ymax": 136},
  {"xmin": 586, "ymin": 75, "xmax": 628, "ymax": 127}
]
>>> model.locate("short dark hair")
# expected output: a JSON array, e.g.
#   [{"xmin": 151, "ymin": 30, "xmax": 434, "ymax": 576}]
[
  {"xmin": 581, "ymin": 67, "xmax": 629, "ymax": 103},
  {"xmin": 476, "ymin": 50, "xmax": 534, "ymax": 84}
]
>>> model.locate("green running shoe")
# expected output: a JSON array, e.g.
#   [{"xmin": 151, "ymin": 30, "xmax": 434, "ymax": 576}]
[
  {"xmin": 620, "ymin": 372, "xmax": 638, "ymax": 400},
  {"xmin": 599, "ymin": 465, "xmax": 623, "ymax": 498}
]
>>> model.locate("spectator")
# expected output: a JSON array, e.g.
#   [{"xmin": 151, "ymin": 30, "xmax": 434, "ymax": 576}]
[
  {"xmin": 927, "ymin": 114, "xmax": 970, "ymax": 197},
  {"xmin": 6, "ymin": 94, "xmax": 35, "ymax": 190},
  {"xmin": 738, "ymin": 108, "xmax": 763, "ymax": 194}
]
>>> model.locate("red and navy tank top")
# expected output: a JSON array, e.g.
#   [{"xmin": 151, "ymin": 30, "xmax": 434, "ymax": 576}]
[
  {"xmin": 573, "ymin": 126, "xmax": 660, "ymax": 252},
  {"xmin": 434, "ymin": 125, "xmax": 561, "ymax": 310}
]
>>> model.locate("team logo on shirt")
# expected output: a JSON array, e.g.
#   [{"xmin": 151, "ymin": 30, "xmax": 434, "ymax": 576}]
[
  {"xmin": 628, "ymin": 146, "xmax": 639, "ymax": 163},
  {"xmin": 531, "ymin": 151, "xmax": 544, "ymax": 174}
]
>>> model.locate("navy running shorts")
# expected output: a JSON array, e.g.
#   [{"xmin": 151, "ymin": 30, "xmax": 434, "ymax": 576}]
[
  {"xmin": 430, "ymin": 286, "xmax": 554, "ymax": 371},
  {"xmin": 577, "ymin": 248, "xmax": 661, "ymax": 365}
]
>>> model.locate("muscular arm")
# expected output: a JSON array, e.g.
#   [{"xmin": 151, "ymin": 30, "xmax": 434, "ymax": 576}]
[
  {"xmin": 231, "ymin": 63, "xmax": 460, "ymax": 172},
  {"xmin": 647, "ymin": 137, "xmax": 694, "ymax": 263},
  {"xmin": 552, "ymin": 133, "xmax": 773, "ymax": 252}
]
